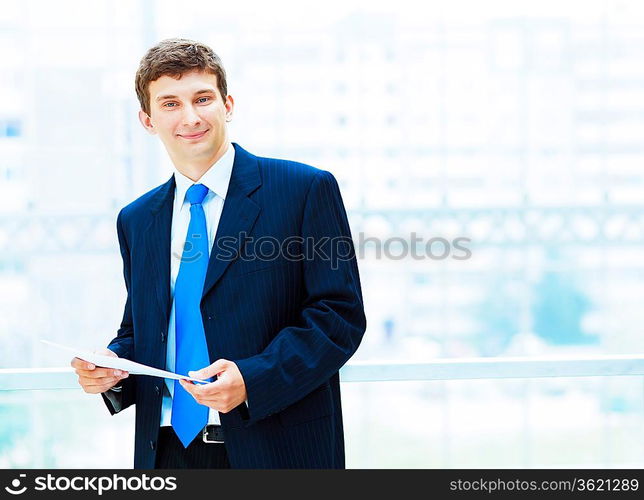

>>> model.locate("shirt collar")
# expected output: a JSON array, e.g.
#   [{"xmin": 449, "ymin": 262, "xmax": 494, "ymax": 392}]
[{"xmin": 173, "ymin": 142, "xmax": 235, "ymax": 207}]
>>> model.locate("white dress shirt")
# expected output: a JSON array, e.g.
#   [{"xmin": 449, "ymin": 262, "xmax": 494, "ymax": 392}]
[{"xmin": 160, "ymin": 143, "xmax": 235, "ymax": 427}]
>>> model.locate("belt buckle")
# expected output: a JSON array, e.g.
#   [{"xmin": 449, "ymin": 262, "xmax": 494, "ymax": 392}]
[{"xmin": 202, "ymin": 425, "xmax": 224, "ymax": 444}]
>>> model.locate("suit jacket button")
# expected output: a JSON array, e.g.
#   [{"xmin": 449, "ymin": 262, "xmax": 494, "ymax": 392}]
[
  {"xmin": 160, "ymin": 331, "xmax": 166, "ymax": 343},
  {"xmin": 150, "ymin": 440, "xmax": 156, "ymax": 450},
  {"xmin": 154, "ymin": 385, "xmax": 160, "ymax": 395}
]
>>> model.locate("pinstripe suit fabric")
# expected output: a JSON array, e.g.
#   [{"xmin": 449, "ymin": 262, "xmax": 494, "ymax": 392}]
[{"xmin": 101, "ymin": 143, "xmax": 366, "ymax": 469}]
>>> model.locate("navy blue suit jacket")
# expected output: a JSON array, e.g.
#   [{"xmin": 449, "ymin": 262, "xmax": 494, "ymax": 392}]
[{"xmin": 101, "ymin": 143, "xmax": 366, "ymax": 469}]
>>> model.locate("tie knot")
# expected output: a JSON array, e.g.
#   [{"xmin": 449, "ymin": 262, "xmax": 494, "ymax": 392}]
[{"xmin": 186, "ymin": 183, "xmax": 209, "ymax": 205}]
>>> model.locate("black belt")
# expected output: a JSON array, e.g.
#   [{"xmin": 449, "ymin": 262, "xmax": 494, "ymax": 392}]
[{"xmin": 202, "ymin": 424, "xmax": 225, "ymax": 444}]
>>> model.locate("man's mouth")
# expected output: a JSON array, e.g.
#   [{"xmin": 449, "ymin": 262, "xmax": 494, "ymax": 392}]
[{"xmin": 179, "ymin": 129, "xmax": 209, "ymax": 140}]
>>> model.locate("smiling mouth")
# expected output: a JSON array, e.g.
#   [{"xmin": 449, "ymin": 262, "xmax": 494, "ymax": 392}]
[{"xmin": 179, "ymin": 129, "xmax": 209, "ymax": 140}]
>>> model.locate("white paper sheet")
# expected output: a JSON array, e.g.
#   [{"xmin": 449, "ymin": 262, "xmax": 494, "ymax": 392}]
[{"xmin": 41, "ymin": 339, "xmax": 211, "ymax": 384}]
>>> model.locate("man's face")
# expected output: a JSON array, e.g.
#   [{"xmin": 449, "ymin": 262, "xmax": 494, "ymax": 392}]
[{"xmin": 139, "ymin": 69, "xmax": 233, "ymax": 167}]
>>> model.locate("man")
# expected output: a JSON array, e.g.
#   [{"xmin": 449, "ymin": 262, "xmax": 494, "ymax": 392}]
[{"xmin": 70, "ymin": 38, "xmax": 366, "ymax": 469}]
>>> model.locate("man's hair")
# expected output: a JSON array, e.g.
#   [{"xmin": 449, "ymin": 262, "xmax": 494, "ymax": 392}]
[{"xmin": 135, "ymin": 38, "xmax": 228, "ymax": 116}]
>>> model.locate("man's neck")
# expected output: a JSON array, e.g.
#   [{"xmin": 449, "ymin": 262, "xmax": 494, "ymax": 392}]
[{"xmin": 174, "ymin": 141, "xmax": 230, "ymax": 182}]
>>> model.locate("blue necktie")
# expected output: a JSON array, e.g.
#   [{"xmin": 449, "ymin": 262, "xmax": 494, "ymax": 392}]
[{"xmin": 171, "ymin": 183, "xmax": 211, "ymax": 447}]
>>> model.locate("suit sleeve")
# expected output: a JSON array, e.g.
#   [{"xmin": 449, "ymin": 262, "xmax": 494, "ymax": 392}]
[
  {"xmin": 100, "ymin": 209, "xmax": 137, "ymax": 415},
  {"xmin": 234, "ymin": 170, "xmax": 366, "ymax": 426}
]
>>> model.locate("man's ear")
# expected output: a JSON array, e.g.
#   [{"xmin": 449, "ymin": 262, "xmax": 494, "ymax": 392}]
[
  {"xmin": 224, "ymin": 95, "xmax": 235, "ymax": 122},
  {"xmin": 138, "ymin": 109, "xmax": 157, "ymax": 135}
]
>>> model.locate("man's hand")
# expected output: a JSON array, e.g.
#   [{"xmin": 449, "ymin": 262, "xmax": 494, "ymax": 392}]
[
  {"xmin": 179, "ymin": 359, "xmax": 247, "ymax": 413},
  {"xmin": 71, "ymin": 348, "xmax": 130, "ymax": 394}
]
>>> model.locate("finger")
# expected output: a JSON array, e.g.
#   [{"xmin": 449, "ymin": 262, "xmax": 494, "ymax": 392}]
[
  {"xmin": 189, "ymin": 359, "xmax": 228, "ymax": 381},
  {"xmin": 196, "ymin": 396, "xmax": 223, "ymax": 406},
  {"xmin": 85, "ymin": 383, "xmax": 115, "ymax": 394},
  {"xmin": 80, "ymin": 376, "xmax": 118, "ymax": 387},
  {"xmin": 75, "ymin": 367, "xmax": 114, "ymax": 378},
  {"xmin": 92, "ymin": 369, "xmax": 125, "ymax": 377},
  {"xmin": 196, "ymin": 397, "xmax": 234, "ymax": 413},
  {"xmin": 108, "ymin": 371, "xmax": 130, "ymax": 382},
  {"xmin": 179, "ymin": 379, "xmax": 200, "ymax": 396},
  {"xmin": 71, "ymin": 357, "xmax": 95, "ymax": 370},
  {"xmin": 79, "ymin": 376, "xmax": 119, "ymax": 387},
  {"xmin": 195, "ymin": 380, "xmax": 223, "ymax": 396}
]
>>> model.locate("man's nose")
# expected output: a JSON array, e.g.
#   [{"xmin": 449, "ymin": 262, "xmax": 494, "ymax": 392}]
[{"xmin": 181, "ymin": 105, "xmax": 201, "ymax": 126}]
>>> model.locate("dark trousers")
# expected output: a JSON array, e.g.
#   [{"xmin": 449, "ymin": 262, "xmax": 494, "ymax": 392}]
[{"xmin": 154, "ymin": 426, "xmax": 231, "ymax": 469}]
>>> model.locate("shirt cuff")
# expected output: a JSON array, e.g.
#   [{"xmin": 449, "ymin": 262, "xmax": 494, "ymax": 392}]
[{"xmin": 104, "ymin": 387, "xmax": 123, "ymax": 412}]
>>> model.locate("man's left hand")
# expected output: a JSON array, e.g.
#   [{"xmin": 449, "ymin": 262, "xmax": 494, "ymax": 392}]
[{"xmin": 179, "ymin": 359, "xmax": 247, "ymax": 413}]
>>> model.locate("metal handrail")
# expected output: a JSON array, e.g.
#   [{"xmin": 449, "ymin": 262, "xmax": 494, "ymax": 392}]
[{"xmin": 1, "ymin": 354, "xmax": 643, "ymax": 391}]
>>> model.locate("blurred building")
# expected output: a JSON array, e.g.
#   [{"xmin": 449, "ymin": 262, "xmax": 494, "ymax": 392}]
[{"xmin": 0, "ymin": 0, "xmax": 643, "ymax": 467}]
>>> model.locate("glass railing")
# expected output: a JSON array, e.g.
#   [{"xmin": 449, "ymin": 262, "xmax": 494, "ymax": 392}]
[{"xmin": 1, "ymin": 355, "xmax": 643, "ymax": 468}]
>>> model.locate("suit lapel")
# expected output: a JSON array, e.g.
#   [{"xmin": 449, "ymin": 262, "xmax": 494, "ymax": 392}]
[
  {"xmin": 143, "ymin": 175, "xmax": 175, "ymax": 321},
  {"xmin": 141, "ymin": 143, "xmax": 262, "ymax": 317},
  {"xmin": 201, "ymin": 142, "xmax": 262, "ymax": 301}
]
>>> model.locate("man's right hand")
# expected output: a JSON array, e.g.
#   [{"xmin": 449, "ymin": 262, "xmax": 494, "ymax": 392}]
[{"xmin": 71, "ymin": 348, "xmax": 130, "ymax": 394}]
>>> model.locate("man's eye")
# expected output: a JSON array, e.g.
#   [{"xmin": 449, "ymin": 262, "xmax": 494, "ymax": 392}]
[
  {"xmin": 197, "ymin": 97, "xmax": 210, "ymax": 103},
  {"xmin": 163, "ymin": 102, "xmax": 177, "ymax": 108}
]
